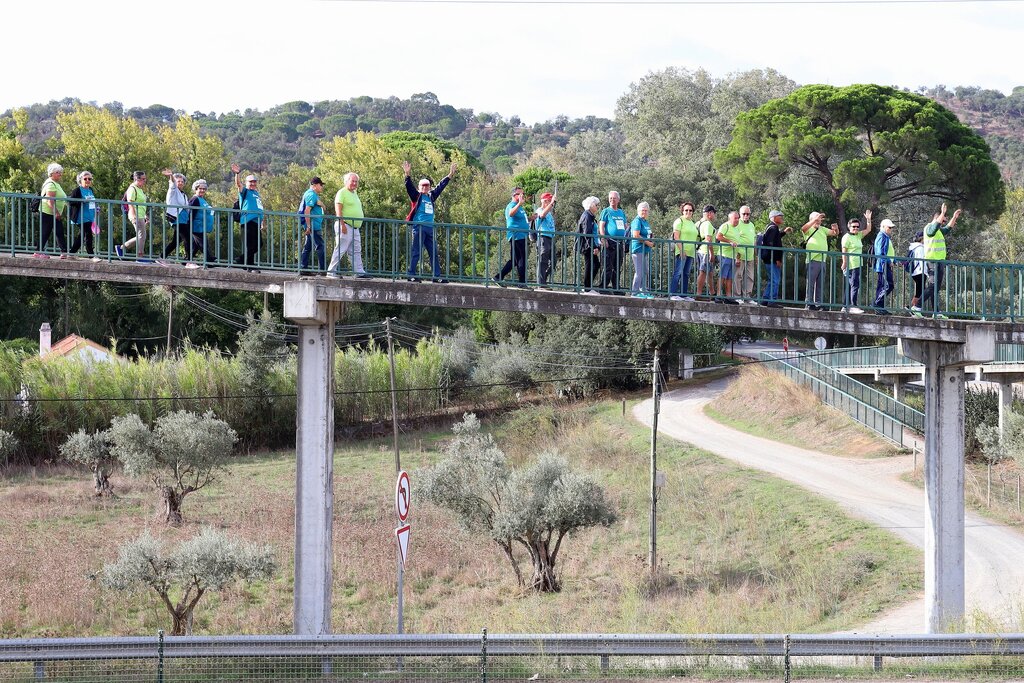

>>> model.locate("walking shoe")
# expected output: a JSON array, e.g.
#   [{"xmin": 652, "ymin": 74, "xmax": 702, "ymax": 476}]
[
  {"xmin": 669, "ymin": 295, "xmax": 683, "ymax": 301},
  {"xmin": 748, "ymin": 299, "xmax": 760, "ymax": 306},
  {"xmin": 325, "ymin": 272, "xmax": 339, "ymax": 279},
  {"xmin": 356, "ymin": 272, "xmax": 371, "ymax": 278},
  {"xmin": 432, "ymin": 278, "xmax": 450, "ymax": 284},
  {"xmin": 31, "ymin": 252, "xmax": 50, "ymax": 259},
  {"xmin": 114, "ymin": 245, "xmax": 124, "ymax": 259},
  {"xmin": 184, "ymin": 262, "xmax": 201, "ymax": 270},
  {"xmin": 935, "ymin": 313, "xmax": 949, "ymax": 320},
  {"xmin": 910, "ymin": 306, "xmax": 923, "ymax": 317},
  {"xmin": 682, "ymin": 296, "xmax": 696, "ymax": 302},
  {"xmin": 581, "ymin": 289, "xmax": 600, "ymax": 296},
  {"xmin": 848, "ymin": 306, "xmax": 865, "ymax": 314}
]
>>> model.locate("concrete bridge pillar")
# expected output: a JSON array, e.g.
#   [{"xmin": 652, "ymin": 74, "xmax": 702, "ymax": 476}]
[
  {"xmin": 892, "ymin": 376, "xmax": 904, "ymax": 403},
  {"xmin": 285, "ymin": 281, "xmax": 338, "ymax": 635},
  {"xmin": 996, "ymin": 378, "xmax": 1024, "ymax": 438},
  {"xmin": 898, "ymin": 325, "xmax": 996, "ymax": 633}
]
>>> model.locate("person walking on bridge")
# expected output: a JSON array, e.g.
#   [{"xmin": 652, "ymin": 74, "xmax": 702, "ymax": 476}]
[
  {"xmin": 801, "ymin": 212, "xmax": 839, "ymax": 311},
  {"xmin": 534, "ymin": 191, "xmax": 557, "ymax": 288},
  {"xmin": 598, "ymin": 191, "xmax": 628, "ymax": 293},
  {"xmin": 840, "ymin": 211, "xmax": 872, "ymax": 314},
  {"xmin": 576, "ymin": 196, "xmax": 602, "ymax": 293},
  {"xmin": 669, "ymin": 201, "xmax": 698, "ymax": 301},
  {"xmin": 161, "ymin": 169, "xmax": 192, "ymax": 261},
  {"xmin": 920, "ymin": 202, "xmax": 961, "ymax": 319},
  {"xmin": 67, "ymin": 171, "xmax": 98, "ymax": 258},
  {"xmin": 327, "ymin": 172, "xmax": 367, "ymax": 278},
  {"xmin": 34, "ymin": 163, "xmax": 68, "ymax": 259},
  {"xmin": 187, "ymin": 179, "xmax": 214, "ymax": 266},
  {"xmin": 495, "ymin": 187, "xmax": 530, "ymax": 285},
  {"xmin": 715, "ymin": 210, "xmax": 741, "ymax": 304},
  {"xmin": 872, "ymin": 217, "xmax": 897, "ymax": 314},
  {"xmin": 232, "ymin": 163, "xmax": 265, "ymax": 269},
  {"xmin": 759, "ymin": 209, "xmax": 792, "ymax": 307},
  {"xmin": 299, "ymin": 177, "xmax": 327, "ymax": 273},
  {"xmin": 403, "ymin": 160, "xmax": 456, "ymax": 282},
  {"xmin": 630, "ymin": 202, "xmax": 654, "ymax": 298},
  {"xmin": 694, "ymin": 205, "xmax": 717, "ymax": 300},
  {"xmin": 734, "ymin": 206, "xmax": 758, "ymax": 304},
  {"xmin": 116, "ymin": 171, "xmax": 150, "ymax": 262}
]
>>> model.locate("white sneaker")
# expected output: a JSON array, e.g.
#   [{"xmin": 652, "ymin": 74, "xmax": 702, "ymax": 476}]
[
  {"xmin": 682, "ymin": 296, "xmax": 696, "ymax": 302},
  {"xmin": 184, "ymin": 262, "xmax": 201, "ymax": 270},
  {"xmin": 582, "ymin": 289, "xmax": 599, "ymax": 296},
  {"xmin": 325, "ymin": 272, "xmax": 339, "ymax": 279},
  {"xmin": 748, "ymin": 299, "xmax": 760, "ymax": 306},
  {"xmin": 849, "ymin": 306, "xmax": 864, "ymax": 314},
  {"xmin": 670, "ymin": 295, "xmax": 684, "ymax": 301}
]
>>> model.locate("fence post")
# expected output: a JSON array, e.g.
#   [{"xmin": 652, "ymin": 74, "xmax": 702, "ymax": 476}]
[
  {"xmin": 480, "ymin": 628, "xmax": 488, "ymax": 683},
  {"xmin": 157, "ymin": 629, "xmax": 165, "ymax": 683},
  {"xmin": 783, "ymin": 634, "xmax": 791, "ymax": 683},
  {"xmin": 33, "ymin": 660, "xmax": 43, "ymax": 680},
  {"xmin": 873, "ymin": 654, "xmax": 883, "ymax": 672},
  {"xmin": 621, "ymin": 398, "xmax": 626, "ymax": 417}
]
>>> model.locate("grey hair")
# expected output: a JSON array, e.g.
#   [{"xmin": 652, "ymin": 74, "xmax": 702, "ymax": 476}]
[
  {"xmin": 173, "ymin": 173, "xmax": 186, "ymax": 182},
  {"xmin": 343, "ymin": 172, "xmax": 359, "ymax": 184},
  {"xmin": 582, "ymin": 196, "xmax": 600, "ymax": 210},
  {"xmin": 637, "ymin": 201, "xmax": 650, "ymax": 212},
  {"xmin": 608, "ymin": 190, "xmax": 620, "ymax": 199},
  {"xmin": 192, "ymin": 179, "xmax": 208, "ymax": 191},
  {"xmin": 46, "ymin": 163, "xmax": 63, "ymax": 176},
  {"xmin": 76, "ymin": 171, "xmax": 93, "ymax": 184}
]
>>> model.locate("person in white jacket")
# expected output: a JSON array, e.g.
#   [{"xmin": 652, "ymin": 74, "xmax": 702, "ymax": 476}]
[
  {"xmin": 908, "ymin": 231, "xmax": 926, "ymax": 315},
  {"xmin": 327, "ymin": 172, "xmax": 368, "ymax": 278},
  {"xmin": 162, "ymin": 169, "xmax": 192, "ymax": 259}
]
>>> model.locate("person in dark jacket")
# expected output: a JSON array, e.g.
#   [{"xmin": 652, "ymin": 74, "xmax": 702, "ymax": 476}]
[
  {"xmin": 760, "ymin": 209, "xmax": 792, "ymax": 307},
  {"xmin": 403, "ymin": 160, "xmax": 456, "ymax": 282},
  {"xmin": 576, "ymin": 196, "xmax": 602, "ymax": 293}
]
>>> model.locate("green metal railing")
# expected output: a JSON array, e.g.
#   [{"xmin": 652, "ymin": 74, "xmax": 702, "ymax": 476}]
[
  {"xmin": 2, "ymin": 191, "xmax": 1022, "ymax": 320},
  {"xmin": 822, "ymin": 344, "xmax": 1024, "ymax": 368},
  {"xmin": 760, "ymin": 352, "xmax": 918, "ymax": 445}
]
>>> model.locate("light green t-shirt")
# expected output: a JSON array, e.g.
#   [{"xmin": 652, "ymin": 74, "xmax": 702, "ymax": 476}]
[
  {"xmin": 841, "ymin": 232, "xmax": 864, "ymax": 270},
  {"xmin": 334, "ymin": 188, "xmax": 364, "ymax": 229},
  {"xmin": 735, "ymin": 221, "xmax": 758, "ymax": 261},
  {"xmin": 40, "ymin": 178, "xmax": 67, "ymax": 216},
  {"xmin": 717, "ymin": 222, "xmax": 738, "ymax": 260},
  {"xmin": 126, "ymin": 184, "xmax": 148, "ymax": 221},
  {"xmin": 696, "ymin": 219, "xmax": 715, "ymax": 256},
  {"xmin": 805, "ymin": 225, "xmax": 830, "ymax": 263},
  {"xmin": 672, "ymin": 217, "xmax": 699, "ymax": 257}
]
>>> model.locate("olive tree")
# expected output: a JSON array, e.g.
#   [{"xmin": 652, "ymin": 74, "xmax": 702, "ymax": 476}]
[
  {"xmin": 101, "ymin": 528, "xmax": 275, "ymax": 635},
  {"xmin": 60, "ymin": 428, "xmax": 116, "ymax": 496},
  {"xmin": 421, "ymin": 414, "xmax": 617, "ymax": 592},
  {"xmin": 0, "ymin": 429, "xmax": 18, "ymax": 467},
  {"xmin": 109, "ymin": 410, "xmax": 237, "ymax": 525}
]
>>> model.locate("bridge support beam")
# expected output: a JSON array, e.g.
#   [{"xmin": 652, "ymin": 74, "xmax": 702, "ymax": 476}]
[
  {"xmin": 996, "ymin": 377, "xmax": 1024, "ymax": 438},
  {"xmin": 899, "ymin": 326, "xmax": 996, "ymax": 633},
  {"xmin": 892, "ymin": 376, "xmax": 905, "ymax": 403},
  {"xmin": 285, "ymin": 281, "xmax": 338, "ymax": 635}
]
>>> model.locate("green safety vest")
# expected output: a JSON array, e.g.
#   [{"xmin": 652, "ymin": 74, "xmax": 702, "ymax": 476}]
[{"xmin": 924, "ymin": 228, "xmax": 946, "ymax": 261}]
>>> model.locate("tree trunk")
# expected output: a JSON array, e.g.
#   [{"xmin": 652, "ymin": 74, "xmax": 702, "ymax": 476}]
[
  {"xmin": 497, "ymin": 541, "xmax": 524, "ymax": 587},
  {"xmin": 170, "ymin": 609, "xmax": 187, "ymax": 636},
  {"xmin": 528, "ymin": 539, "xmax": 560, "ymax": 592},
  {"xmin": 92, "ymin": 466, "xmax": 113, "ymax": 496},
  {"xmin": 163, "ymin": 486, "xmax": 183, "ymax": 526}
]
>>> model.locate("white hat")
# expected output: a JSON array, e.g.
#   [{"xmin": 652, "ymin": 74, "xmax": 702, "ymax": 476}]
[
  {"xmin": 245, "ymin": 174, "xmax": 258, "ymax": 183},
  {"xmin": 808, "ymin": 211, "xmax": 822, "ymax": 221},
  {"xmin": 880, "ymin": 218, "xmax": 895, "ymax": 229}
]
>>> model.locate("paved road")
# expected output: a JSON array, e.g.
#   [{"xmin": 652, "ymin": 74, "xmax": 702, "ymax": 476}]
[{"xmin": 634, "ymin": 377, "xmax": 1024, "ymax": 633}]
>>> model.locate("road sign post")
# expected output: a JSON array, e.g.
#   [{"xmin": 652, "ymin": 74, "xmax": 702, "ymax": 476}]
[{"xmin": 394, "ymin": 470, "xmax": 411, "ymax": 635}]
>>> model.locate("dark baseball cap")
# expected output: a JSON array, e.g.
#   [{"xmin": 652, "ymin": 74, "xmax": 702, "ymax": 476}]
[
  {"xmin": 310, "ymin": 176, "xmax": 324, "ymax": 186},
  {"xmin": 703, "ymin": 205, "xmax": 716, "ymax": 214}
]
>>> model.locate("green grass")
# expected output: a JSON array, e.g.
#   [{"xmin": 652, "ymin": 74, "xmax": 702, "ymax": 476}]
[{"xmin": 0, "ymin": 399, "xmax": 920, "ymax": 638}]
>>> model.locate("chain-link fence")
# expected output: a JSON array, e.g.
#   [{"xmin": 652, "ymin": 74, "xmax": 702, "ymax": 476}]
[{"xmin": 5, "ymin": 632, "xmax": 1024, "ymax": 682}]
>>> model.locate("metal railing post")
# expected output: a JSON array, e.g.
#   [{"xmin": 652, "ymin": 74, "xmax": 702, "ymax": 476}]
[
  {"xmin": 156, "ymin": 629, "xmax": 164, "ymax": 683},
  {"xmin": 480, "ymin": 628, "xmax": 488, "ymax": 683}
]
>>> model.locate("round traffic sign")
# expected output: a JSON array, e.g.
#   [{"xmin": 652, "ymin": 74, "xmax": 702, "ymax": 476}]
[
  {"xmin": 395, "ymin": 470, "xmax": 411, "ymax": 522},
  {"xmin": 814, "ymin": 336, "xmax": 827, "ymax": 351}
]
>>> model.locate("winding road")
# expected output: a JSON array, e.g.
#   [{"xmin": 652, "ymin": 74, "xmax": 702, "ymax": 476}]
[{"xmin": 633, "ymin": 376, "xmax": 1024, "ymax": 633}]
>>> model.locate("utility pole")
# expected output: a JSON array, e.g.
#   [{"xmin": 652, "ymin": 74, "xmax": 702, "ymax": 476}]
[
  {"xmin": 166, "ymin": 287, "xmax": 174, "ymax": 357},
  {"xmin": 384, "ymin": 318, "xmax": 403, "ymax": 634},
  {"xmin": 649, "ymin": 348, "xmax": 660, "ymax": 575}
]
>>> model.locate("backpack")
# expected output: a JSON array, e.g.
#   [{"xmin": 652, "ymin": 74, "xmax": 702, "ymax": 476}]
[
  {"xmin": 903, "ymin": 246, "xmax": 914, "ymax": 273},
  {"xmin": 28, "ymin": 194, "xmax": 42, "ymax": 213},
  {"xmin": 231, "ymin": 199, "xmax": 242, "ymax": 224},
  {"xmin": 298, "ymin": 198, "xmax": 307, "ymax": 228}
]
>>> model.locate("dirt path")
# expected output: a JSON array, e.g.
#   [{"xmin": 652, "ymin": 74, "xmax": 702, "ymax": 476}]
[{"xmin": 633, "ymin": 377, "xmax": 1024, "ymax": 633}]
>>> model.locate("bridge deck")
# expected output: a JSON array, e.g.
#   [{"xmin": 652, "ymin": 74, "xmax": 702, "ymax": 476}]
[{"xmin": 3, "ymin": 253, "xmax": 1020, "ymax": 344}]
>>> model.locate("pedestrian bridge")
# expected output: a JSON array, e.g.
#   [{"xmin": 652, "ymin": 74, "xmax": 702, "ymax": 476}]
[{"xmin": 3, "ymin": 190, "xmax": 1023, "ymax": 636}]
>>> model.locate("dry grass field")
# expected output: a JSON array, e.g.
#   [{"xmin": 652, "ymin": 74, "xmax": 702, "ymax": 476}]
[{"xmin": 0, "ymin": 400, "xmax": 919, "ymax": 638}]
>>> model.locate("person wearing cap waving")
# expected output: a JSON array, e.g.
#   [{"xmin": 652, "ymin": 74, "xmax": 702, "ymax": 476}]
[
  {"xmin": 840, "ymin": 211, "xmax": 873, "ymax": 313},
  {"xmin": 403, "ymin": 160, "xmax": 456, "ymax": 282},
  {"xmin": 299, "ymin": 177, "xmax": 327, "ymax": 273},
  {"xmin": 801, "ymin": 212, "xmax": 839, "ymax": 310},
  {"xmin": 694, "ymin": 205, "xmax": 717, "ymax": 299},
  {"xmin": 495, "ymin": 187, "xmax": 530, "ymax": 285},
  {"xmin": 232, "ymin": 162, "xmax": 265, "ymax": 268},
  {"xmin": 760, "ymin": 209, "xmax": 792, "ymax": 307},
  {"xmin": 920, "ymin": 202, "xmax": 961, "ymax": 318},
  {"xmin": 872, "ymin": 217, "xmax": 897, "ymax": 314},
  {"xmin": 534, "ymin": 191, "xmax": 557, "ymax": 288}
]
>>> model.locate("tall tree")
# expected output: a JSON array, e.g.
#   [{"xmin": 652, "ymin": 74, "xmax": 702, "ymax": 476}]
[
  {"xmin": 0, "ymin": 109, "xmax": 41, "ymax": 192},
  {"xmin": 56, "ymin": 105, "xmax": 171, "ymax": 200},
  {"xmin": 160, "ymin": 116, "xmax": 227, "ymax": 183},
  {"xmin": 715, "ymin": 84, "xmax": 1006, "ymax": 228}
]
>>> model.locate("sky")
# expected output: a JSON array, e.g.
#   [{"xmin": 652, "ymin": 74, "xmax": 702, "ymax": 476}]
[{"xmin": 3, "ymin": 0, "xmax": 1023, "ymax": 123}]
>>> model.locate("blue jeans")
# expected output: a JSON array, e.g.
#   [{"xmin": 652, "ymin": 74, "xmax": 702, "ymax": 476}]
[
  {"xmin": 845, "ymin": 267, "xmax": 861, "ymax": 308},
  {"xmin": 408, "ymin": 225, "xmax": 441, "ymax": 278},
  {"xmin": 763, "ymin": 262, "xmax": 781, "ymax": 300},
  {"xmin": 299, "ymin": 230, "xmax": 325, "ymax": 270},
  {"xmin": 873, "ymin": 264, "xmax": 893, "ymax": 308},
  {"xmin": 670, "ymin": 254, "xmax": 694, "ymax": 295}
]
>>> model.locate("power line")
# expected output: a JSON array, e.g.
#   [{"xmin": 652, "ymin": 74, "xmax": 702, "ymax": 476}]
[{"xmin": 328, "ymin": 0, "xmax": 1016, "ymax": 4}]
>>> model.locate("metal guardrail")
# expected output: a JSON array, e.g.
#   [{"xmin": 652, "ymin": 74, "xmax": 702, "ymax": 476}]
[
  {"xmin": 821, "ymin": 344, "xmax": 1024, "ymax": 369},
  {"xmin": 3, "ymin": 191, "xmax": 1022, "ymax": 321},
  {"xmin": 6, "ymin": 632, "xmax": 1024, "ymax": 681},
  {"xmin": 760, "ymin": 352, "xmax": 912, "ymax": 445}
]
